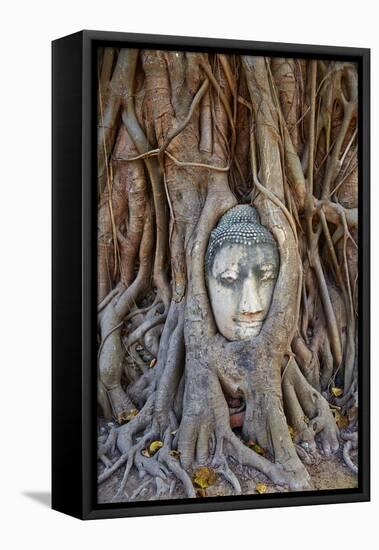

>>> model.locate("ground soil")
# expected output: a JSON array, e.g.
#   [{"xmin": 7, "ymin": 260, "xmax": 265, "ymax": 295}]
[{"xmin": 98, "ymin": 422, "xmax": 357, "ymax": 503}]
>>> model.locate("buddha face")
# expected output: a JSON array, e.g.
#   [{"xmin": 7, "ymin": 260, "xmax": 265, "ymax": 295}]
[{"xmin": 207, "ymin": 241, "xmax": 279, "ymax": 341}]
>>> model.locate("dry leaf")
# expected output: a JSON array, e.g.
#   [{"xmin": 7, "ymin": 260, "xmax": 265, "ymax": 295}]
[
  {"xmin": 149, "ymin": 358, "xmax": 157, "ymax": 369},
  {"xmin": 125, "ymin": 408, "xmax": 138, "ymax": 420},
  {"xmin": 252, "ymin": 443, "xmax": 265, "ymax": 455},
  {"xmin": 169, "ymin": 450, "xmax": 181, "ymax": 459},
  {"xmin": 196, "ymin": 489, "xmax": 207, "ymax": 498},
  {"xmin": 288, "ymin": 425, "xmax": 296, "ymax": 440},
  {"xmin": 255, "ymin": 483, "xmax": 267, "ymax": 494},
  {"xmin": 338, "ymin": 416, "xmax": 349, "ymax": 429},
  {"xmin": 304, "ymin": 416, "xmax": 310, "ymax": 425},
  {"xmin": 148, "ymin": 440, "xmax": 163, "ymax": 455},
  {"xmin": 331, "ymin": 387, "xmax": 343, "ymax": 398},
  {"xmin": 246, "ymin": 440, "xmax": 265, "ymax": 455},
  {"xmin": 192, "ymin": 467, "xmax": 218, "ymax": 490},
  {"xmin": 334, "ymin": 410, "xmax": 349, "ymax": 429},
  {"xmin": 118, "ymin": 408, "xmax": 138, "ymax": 424}
]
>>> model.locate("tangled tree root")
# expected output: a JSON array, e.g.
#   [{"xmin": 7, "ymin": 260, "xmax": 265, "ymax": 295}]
[
  {"xmin": 98, "ymin": 360, "xmax": 321, "ymax": 499},
  {"xmin": 341, "ymin": 430, "xmax": 358, "ymax": 474},
  {"xmin": 283, "ymin": 359, "xmax": 340, "ymax": 460},
  {"xmin": 96, "ymin": 50, "xmax": 359, "ymax": 501},
  {"xmin": 98, "ymin": 356, "xmax": 354, "ymax": 499}
]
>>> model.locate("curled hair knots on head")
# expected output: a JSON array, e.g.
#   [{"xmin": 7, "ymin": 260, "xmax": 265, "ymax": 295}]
[{"xmin": 205, "ymin": 205, "xmax": 276, "ymax": 272}]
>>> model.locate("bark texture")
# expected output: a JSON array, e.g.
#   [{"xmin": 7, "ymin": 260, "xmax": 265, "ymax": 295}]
[{"xmin": 96, "ymin": 49, "xmax": 358, "ymax": 499}]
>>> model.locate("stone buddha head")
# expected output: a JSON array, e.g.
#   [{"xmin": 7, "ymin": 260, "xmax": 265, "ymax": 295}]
[{"xmin": 205, "ymin": 205, "xmax": 279, "ymax": 341}]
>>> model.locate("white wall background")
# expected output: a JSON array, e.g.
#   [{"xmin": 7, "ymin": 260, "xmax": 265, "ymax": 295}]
[{"xmin": 1, "ymin": 0, "xmax": 376, "ymax": 548}]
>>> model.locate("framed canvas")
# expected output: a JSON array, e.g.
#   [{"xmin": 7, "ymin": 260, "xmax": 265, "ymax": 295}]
[{"xmin": 52, "ymin": 30, "xmax": 370, "ymax": 520}]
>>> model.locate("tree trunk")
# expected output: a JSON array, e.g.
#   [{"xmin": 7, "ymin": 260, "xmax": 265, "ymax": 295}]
[{"xmin": 96, "ymin": 49, "xmax": 358, "ymax": 499}]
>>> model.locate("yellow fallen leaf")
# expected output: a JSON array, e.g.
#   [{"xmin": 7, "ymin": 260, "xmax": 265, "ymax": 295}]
[
  {"xmin": 252, "ymin": 443, "xmax": 265, "ymax": 455},
  {"xmin": 148, "ymin": 440, "xmax": 163, "ymax": 455},
  {"xmin": 169, "ymin": 450, "xmax": 181, "ymax": 459},
  {"xmin": 126, "ymin": 408, "xmax": 138, "ymax": 420},
  {"xmin": 246, "ymin": 440, "xmax": 265, "ymax": 455},
  {"xmin": 255, "ymin": 483, "xmax": 267, "ymax": 494},
  {"xmin": 334, "ymin": 410, "xmax": 349, "ymax": 429},
  {"xmin": 118, "ymin": 408, "xmax": 138, "ymax": 424},
  {"xmin": 288, "ymin": 425, "xmax": 296, "ymax": 441},
  {"xmin": 192, "ymin": 467, "xmax": 217, "ymax": 490},
  {"xmin": 149, "ymin": 358, "xmax": 157, "ymax": 369},
  {"xmin": 331, "ymin": 387, "xmax": 343, "ymax": 398}
]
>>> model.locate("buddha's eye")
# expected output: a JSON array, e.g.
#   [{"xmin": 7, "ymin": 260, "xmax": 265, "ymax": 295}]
[
  {"xmin": 220, "ymin": 271, "xmax": 238, "ymax": 284},
  {"xmin": 260, "ymin": 265, "xmax": 276, "ymax": 282}
]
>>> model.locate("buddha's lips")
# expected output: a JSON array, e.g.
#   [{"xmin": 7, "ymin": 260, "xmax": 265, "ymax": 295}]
[{"xmin": 233, "ymin": 319, "xmax": 263, "ymax": 325}]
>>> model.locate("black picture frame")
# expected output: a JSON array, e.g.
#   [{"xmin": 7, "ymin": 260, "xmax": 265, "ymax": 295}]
[{"xmin": 52, "ymin": 30, "xmax": 370, "ymax": 520}]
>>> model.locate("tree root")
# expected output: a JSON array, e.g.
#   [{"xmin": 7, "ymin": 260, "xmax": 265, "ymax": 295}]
[
  {"xmin": 282, "ymin": 359, "xmax": 339, "ymax": 458},
  {"xmin": 341, "ymin": 430, "xmax": 358, "ymax": 474},
  {"xmin": 98, "ymin": 353, "xmax": 342, "ymax": 498},
  {"xmin": 96, "ymin": 51, "xmax": 359, "ymax": 502},
  {"xmin": 99, "ymin": 365, "xmax": 314, "ymax": 498}
]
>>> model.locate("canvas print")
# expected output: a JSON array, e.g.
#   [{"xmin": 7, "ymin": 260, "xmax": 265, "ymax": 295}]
[{"xmin": 96, "ymin": 48, "xmax": 358, "ymax": 503}]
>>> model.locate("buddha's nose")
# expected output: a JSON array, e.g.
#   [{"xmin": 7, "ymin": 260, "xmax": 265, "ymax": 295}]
[{"xmin": 239, "ymin": 278, "xmax": 263, "ymax": 316}]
